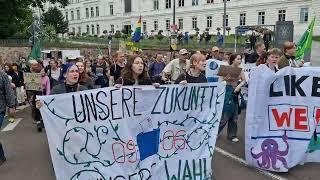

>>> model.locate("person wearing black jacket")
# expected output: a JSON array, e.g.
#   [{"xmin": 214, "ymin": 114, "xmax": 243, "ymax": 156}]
[
  {"xmin": 246, "ymin": 43, "xmax": 266, "ymax": 64},
  {"xmin": 115, "ymin": 55, "xmax": 153, "ymax": 86},
  {"xmin": 11, "ymin": 63, "xmax": 25, "ymax": 106},
  {"xmin": 175, "ymin": 53, "xmax": 207, "ymax": 84}
]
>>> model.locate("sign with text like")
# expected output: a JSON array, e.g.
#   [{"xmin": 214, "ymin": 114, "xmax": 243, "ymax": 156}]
[{"xmin": 245, "ymin": 66, "xmax": 320, "ymax": 172}]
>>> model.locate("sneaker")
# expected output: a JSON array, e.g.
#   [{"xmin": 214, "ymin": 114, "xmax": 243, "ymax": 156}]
[
  {"xmin": 8, "ymin": 117, "xmax": 15, "ymax": 123},
  {"xmin": 231, "ymin": 137, "xmax": 239, "ymax": 142}
]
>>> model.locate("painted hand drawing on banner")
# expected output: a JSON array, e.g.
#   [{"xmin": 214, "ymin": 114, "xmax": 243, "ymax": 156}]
[{"xmin": 251, "ymin": 134, "xmax": 289, "ymax": 170}]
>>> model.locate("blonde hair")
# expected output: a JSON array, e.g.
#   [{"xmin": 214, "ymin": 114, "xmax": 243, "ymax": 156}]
[
  {"xmin": 190, "ymin": 53, "xmax": 205, "ymax": 69},
  {"xmin": 283, "ymin": 41, "xmax": 295, "ymax": 53}
]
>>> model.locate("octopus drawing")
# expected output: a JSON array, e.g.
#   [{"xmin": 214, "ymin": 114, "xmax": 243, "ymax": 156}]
[{"xmin": 251, "ymin": 134, "xmax": 289, "ymax": 170}]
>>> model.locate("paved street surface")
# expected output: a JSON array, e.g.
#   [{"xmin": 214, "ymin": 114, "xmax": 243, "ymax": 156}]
[{"xmin": 0, "ymin": 42, "xmax": 319, "ymax": 180}]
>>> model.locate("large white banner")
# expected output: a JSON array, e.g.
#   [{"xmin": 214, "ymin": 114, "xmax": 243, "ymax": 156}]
[
  {"xmin": 39, "ymin": 83, "xmax": 225, "ymax": 180},
  {"xmin": 245, "ymin": 65, "xmax": 320, "ymax": 172}
]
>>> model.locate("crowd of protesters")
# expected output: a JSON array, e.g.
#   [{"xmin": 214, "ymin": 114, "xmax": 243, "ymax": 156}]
[{"xmin": 0, "ymin": 39, "xmax": 306, "ymax": 166}]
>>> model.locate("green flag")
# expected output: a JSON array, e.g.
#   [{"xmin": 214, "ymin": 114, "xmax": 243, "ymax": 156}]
[
  {"xmin": 28, "ymin": 40, "xmax": 42, "ymax": 63},
  {"xmin": 295, "ymin": 16, "xmax": 316, "ymax": 60}
]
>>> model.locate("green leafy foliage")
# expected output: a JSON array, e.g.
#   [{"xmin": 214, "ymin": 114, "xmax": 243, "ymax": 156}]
[
  {"xmin": 42, "ymin": 7, "xmax": 68, "ymax": 34},
  {"xmin": 0, "ymin": 0, "xmax": 69, "ymax": 39}
]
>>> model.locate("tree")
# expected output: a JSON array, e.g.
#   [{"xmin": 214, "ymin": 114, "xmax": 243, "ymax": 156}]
[
  {"xmin": 42, "ymin": 7, "xmax": 68, "ymax": 34},
  {"xmin": 42, "ymin": 24, "xmax": 57, "ymax": 41},
  {"xmin": 0, "ymin": 0, "xmax": 69, "ymax": 39},
  {"xmin": 114, "ymin": 30, "xmax": 122, "ymax": 39}
]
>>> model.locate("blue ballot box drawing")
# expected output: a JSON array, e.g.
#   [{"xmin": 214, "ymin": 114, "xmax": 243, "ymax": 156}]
[{"xmin": 137, "ymin": 128, "xmax": 160, "ymax": 161}]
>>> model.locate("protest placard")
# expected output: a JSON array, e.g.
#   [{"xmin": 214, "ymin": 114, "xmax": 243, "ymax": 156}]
[
  {"xmin": 24, "ymin": 73, "xmax": 41, "ymax": 91},
  {"xmin": 245, "ymin": 66, "xmax": 320, "ymax": 172},
  {"xmin": 38, "ymin": 83, "xmax": 225, "ymax": 180}
]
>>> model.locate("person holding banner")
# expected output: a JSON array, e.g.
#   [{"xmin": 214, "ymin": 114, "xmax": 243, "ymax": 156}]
[
  {"xmin": 54, "ymin": 64, "xmax": 88, "ymax": 94},
  {"xmin": 36, "ymin": 64, "xmax": 87, "ymax": 110},
  {"xmin": 175, "ymin": 53, "xmax": 207, "ymax": 84},
  {"xmin": 218, "ymin": 54, "xmax": 246, "ymax": 142},
  {"xmin": 264, "ymin": 48, "xmax": 283, "ymax": 72},
  {"xmin": 115, "ymin": 55, "xmax": 154, "ymax": 86},
  {"xmin": 278, "ymin": 41, "xmax": 304, "ymax": 69}
]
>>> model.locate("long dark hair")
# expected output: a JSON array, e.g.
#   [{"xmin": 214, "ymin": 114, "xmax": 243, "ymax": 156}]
[
  {"xmin": 229, "ymin": 53, "xmax": 242, "ymax": 65},
  {"xmin": 121, "ymin": 55, "xmax": 151, "ymax": 85},
  {"xmin": 77, "ymin": 61, "xmax": 90, "ymax": 84}
]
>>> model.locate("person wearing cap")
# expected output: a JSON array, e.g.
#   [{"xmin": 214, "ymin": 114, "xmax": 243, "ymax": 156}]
[
  {"xmin": 206, "ymin": 46, "xmax": 228, "ymax": 82},
  {"xmin": 211, "ymin": 46, "xmax": 221, "ymax": 60},
  {"xmin": 161, "ymin": 49, "xmax": 190, "ymax": 82}
]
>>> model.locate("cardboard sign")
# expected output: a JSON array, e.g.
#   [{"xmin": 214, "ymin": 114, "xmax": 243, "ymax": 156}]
[
  {"xmin": 217, "ymin": 65, "xmax": 242, "ymax": 79},
  {"xmin": 24, "ymin": 73, "xmax": 41, "ymax": 91}
]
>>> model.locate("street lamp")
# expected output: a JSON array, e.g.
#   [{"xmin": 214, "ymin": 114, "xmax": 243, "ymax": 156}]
[
  {"xmin": 223, "ymin": 0, "xmax": 227, "ymax": 47},
  {"xmin": 170, "ymin": 0, "xmax": 178, "ymax": 52}
]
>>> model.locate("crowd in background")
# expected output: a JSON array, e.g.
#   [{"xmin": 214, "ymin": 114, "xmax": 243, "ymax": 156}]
[{"xmin": 0, "ymin": 40, "xmax": 305, "ymax": 165}]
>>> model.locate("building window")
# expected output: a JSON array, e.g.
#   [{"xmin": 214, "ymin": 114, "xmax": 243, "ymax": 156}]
[
  {"xmin": 96, "ymin": 7, "xmax": 99, "ymax": 16},
  {"xmin": 165, "ymin": 0, "xmax": 171, "ymax": 9},
  {"xmin": 192, "ymin": 0, "xmax": 198, "ymax": 6},
  {"xmin": 240, "ymin": 13, "xmax": 246, "ymax": 26},
  {"xmin": 111, "ymin": 24, "xmax": 115, "ymax": 33},
  {"xmin": 192, "ymin": 17, "xmax": 197, "ymax": 29},
  {"xmin": 207, "ymin": 0, "xmax": 214, "ymax": 3},
  {"xmin": 91, "ymin": 25, "xmax": 95, "ymax": 34},
  {"xmin": 76, "ymin": 10, "xmax": 80, "ymax": 20},
  {"xmin": 207, "ymin": 16, "xmax": 212, "ymax": 28},
  {"xmin": 91, "ymin": 7, "xmax": 94, "ymax": 17},
  {"xmin": 166, "ymin": 19, "xmax": 170, "ymax": 30},
  {"xmin": 178, "ymin": 0, "xmax": 184, "ymax": 7},
  {"xmin": 86, "ymin": 25, "xmax": 89, "ymax": 34},
  {"xmin": 178, "ymin": 18, "xmax": 183, "ymax": 30},
  {"xmin": 143, "ymin": 21, "xmax": 147, "ymax": 32},
  {"xmin": 300, "ymin": 8, "xmax": 309, "ymax": 23},
  {"xmin": 258, "ymin": 11, "xmax": 265, "ymax": 25},
  {"xmin": 222, "ymin": 14, "xmax": 229, "ymax": 26},
  {"xmin": 65, "ymin": 12, "xmax": 68, "ymax": 21},
  {"xmin": 124, "ymin": 0, "xmax": 132, "ymax": 13},
  {"xmin": 110, "ymin": 4, "xmax": 114, "ymax": 15},
  {"xmin": 78, "ymin": 27, "xmax": 81, "ymax": 34},
  {"xmin": 86, "ymin": 8, "xmax": 89, "ymax": 18},
  {"xmin": 154, "ymin": 0, "xmax": 159, "ymax": 10},
  {"xmin": 154, "ymin": 20, "xmax": 158, "ymax": 31},
  {"xmin": 71, "ymin": 11, "xmax": 74, "ymax": 20},
  {"xmin": 96, "ymin": 24, "xmax": 100, "ymax": 34},
  {"xmin": 278, "ymin": 10, "xmax": 286, "ymax": 22}
]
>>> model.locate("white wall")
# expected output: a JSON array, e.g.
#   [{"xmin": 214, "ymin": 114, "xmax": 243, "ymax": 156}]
[{"xmin": 44, "ymin": 0, "xmax": 318, "ymax": 37}]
